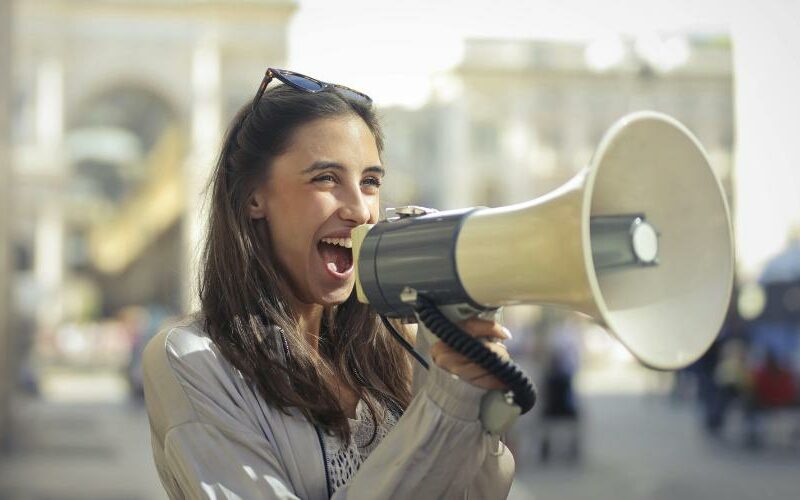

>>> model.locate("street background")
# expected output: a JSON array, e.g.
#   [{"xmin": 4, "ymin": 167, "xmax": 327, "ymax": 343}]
[{"xmin": 2, "ymin": 1, "xmax": 800, "ymax": 499}]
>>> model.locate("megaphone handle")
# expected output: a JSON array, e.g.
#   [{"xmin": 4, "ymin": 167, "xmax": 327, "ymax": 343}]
[
  {"xmin": 434, "ymin": 306, "xmax": 524, "ymax": 435},
  {"xmin": 413, "ymin": 296, "xmax": 536, "ymax": 430},
  {"xmin": 415, "ymin": 319, "xmax": 521, "ymax": 434}
]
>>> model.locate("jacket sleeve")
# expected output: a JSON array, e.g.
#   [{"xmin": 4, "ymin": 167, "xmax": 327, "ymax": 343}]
[
  {"xmin": 144, "ymin": 328, "xmax": 305, "ymax": 500},
  {"xmin": 155, "ymin": 421, "xmax": 301, "ymax": 500},
  {"xmin": 332, "ymin": 363, "xmax": 515, "ymax": 500}
]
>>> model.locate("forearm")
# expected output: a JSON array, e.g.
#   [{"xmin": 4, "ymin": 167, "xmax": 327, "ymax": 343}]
[{"xmin": 334, "ymin": 364, "xmax": 512, "ymax": 499}]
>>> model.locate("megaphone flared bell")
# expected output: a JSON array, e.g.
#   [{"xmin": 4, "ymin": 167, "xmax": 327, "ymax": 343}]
[{"xmin": 455, "ymin": 111, "xmax": 734, "ymax": 369}]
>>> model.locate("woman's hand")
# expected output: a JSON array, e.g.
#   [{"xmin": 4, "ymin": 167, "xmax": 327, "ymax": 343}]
[{"xmin": 430, "ymin": 318, "xmax": 512, "ymax": 391}]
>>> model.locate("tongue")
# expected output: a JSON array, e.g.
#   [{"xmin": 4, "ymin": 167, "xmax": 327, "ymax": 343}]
[{"xmin": 319, "ymin": 243, "xmax": 352, "ymax": 274}]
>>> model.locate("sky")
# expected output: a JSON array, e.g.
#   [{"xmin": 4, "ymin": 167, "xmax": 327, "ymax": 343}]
[{"xmin": 288, "ymin": 0, "xmax": 732, "ymax": 108}]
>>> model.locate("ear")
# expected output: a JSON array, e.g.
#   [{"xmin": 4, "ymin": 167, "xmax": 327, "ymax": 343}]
[{"xmin": 248, "ymin": 189, "xmax": 269, "ymax": 220}]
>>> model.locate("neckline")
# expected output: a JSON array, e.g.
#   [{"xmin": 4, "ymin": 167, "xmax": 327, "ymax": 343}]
[{"xmin": 347, "ymin": 399, "xmax": 365, "ymax": 423}]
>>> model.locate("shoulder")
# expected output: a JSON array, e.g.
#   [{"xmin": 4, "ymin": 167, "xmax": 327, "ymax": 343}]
[
  {"xmin": 143, "ymin": 315, "xmax": 248, "ymax": 439},
  {"xmin": 145, "ymin": 315, "xmax": 215, "ymax": 363},
  {"xmin": 143, "ymin": 315, "xmax": 224, "ymax": 387}
]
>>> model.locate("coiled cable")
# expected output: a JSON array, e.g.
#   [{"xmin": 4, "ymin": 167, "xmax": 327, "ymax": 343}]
[{"xmin": 413, "ymin": 295, "xmax": 537, "ymax": 414}]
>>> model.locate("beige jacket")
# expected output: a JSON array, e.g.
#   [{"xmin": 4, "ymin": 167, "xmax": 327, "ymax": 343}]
[{"xmin": 143, "ymin": 317, "xmax": 514, "ymax": 499}]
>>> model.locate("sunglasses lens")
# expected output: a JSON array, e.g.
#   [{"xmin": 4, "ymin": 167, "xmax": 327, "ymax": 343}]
[
  {"xmin": 283, "ymin": 73, "xmax": 325, "ymax": 92},
  {"xmin": 333, "ymin": 86, "xmax": 372, "ymax": 104}
]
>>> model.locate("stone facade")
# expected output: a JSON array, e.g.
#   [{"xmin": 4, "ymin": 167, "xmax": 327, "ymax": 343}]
[
  {"xmin": 382, "ymin": 38, "xmax": 733, "ymax": 212},
  {"xmin": 11, "ymin": 0, "xmax": 295, "ymax": 323}
]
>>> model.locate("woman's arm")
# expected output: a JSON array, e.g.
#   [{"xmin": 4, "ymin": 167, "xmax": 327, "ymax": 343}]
[
  {"xmin": 144, "ymin": 327, "xmax": 312, "ymax": 499},
  {"xmin": 331, "ymin": 362, "xmax": 514, "ymax": 499},
  {"xmin": 465, "ymin": 435, "xmax": 515, "ymax": 499},
  {"xmin": 331, "ymin": 319, "xmax": 515, "ymax": 499},
  {"xmin": 153, "ymin": 421, "xmax": 302, "ymax": 500}
]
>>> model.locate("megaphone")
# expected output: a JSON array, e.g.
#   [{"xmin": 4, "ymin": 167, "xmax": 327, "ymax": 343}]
[{"xmin": 352, "ymin": 111, "xmax": 734, "ymax": 427}]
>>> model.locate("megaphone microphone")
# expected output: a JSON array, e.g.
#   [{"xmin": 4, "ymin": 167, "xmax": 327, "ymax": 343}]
[{"xmin": 352, "ymin": 111, "xmax": 734, "ymax": 433}]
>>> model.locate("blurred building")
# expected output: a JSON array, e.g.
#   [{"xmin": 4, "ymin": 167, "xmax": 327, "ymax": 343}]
[
  {"xmin": 382, "ymin": 37, "xmax": 733, "ymax": 210},
  {"xmin": 3, "ymin": 1, "xmax": 295, "ymax": 439},
  {"xmin": 10, "ymin": 0, "xmax": 295, "ymax": 331}
]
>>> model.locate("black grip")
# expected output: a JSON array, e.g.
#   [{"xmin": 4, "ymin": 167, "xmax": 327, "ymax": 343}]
[{"xmin": 414, "ymin": 295, "xmax": 537, "ymax": 414}]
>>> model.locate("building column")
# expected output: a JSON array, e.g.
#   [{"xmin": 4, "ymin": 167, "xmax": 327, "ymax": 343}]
[
  {"xmin": 183, "ymin": 33, "xmax": 222, "ymax": 312},
  {"xmin": 33, "ymin": 55, "xmax": 66, "ymax": 334},
  {"xmin": 502, "ymin": 92, "xmax": 536, "ymax": 205},
  {"xmin": 438, "ymin": 100, "xmax": 471, "ymax": 209}
]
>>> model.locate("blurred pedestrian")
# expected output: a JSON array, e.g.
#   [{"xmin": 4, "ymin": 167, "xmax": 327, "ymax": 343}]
[
  {"xmin": 753, "ymin": 350, "xmax": 796, "ymax": 408},
  {"xmin": 707, "ymin": 338, "xmax": 749, "ymax": 435},
  {"xmin": 744, "ymin": 349, "xmax": 798, "ymax": 448},
  {"xmin": 539, "ymin": 316, "xmax": 582, "ymax": 462}
]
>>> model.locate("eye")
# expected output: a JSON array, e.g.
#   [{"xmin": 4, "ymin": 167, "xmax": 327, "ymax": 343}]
[
  {"xmin": 361, "ymin": 176, "xmax": 382, "ymax": 188},
  {"xmin": 313, "ymin": 173, "xmax": 337, "ymax": 184}
]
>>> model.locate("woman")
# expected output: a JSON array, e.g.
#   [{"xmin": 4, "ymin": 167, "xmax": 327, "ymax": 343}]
[{"xmin": 143, "ymin": 68, "xmax": 515, "ymax": 499}]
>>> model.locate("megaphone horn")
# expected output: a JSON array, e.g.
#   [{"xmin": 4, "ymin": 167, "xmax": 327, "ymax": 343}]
[{"xmin": 353, "ymin": 111, "xmax": 734, "ymax": 372}]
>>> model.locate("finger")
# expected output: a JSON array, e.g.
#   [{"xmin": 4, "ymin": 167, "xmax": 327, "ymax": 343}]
[
  {"xmin": 485, "ymin": 341, "xmax": 510, "ymax": 360},
  {"xmin": 456, "ymin": 318, "xmax": 512, "ymax": 341},
  {"xmin": 434, "ymin": 353, "xmax": 493, "ymax": 380},
  {"xmin": 457, "ymin": 366, "xmax": 497, "ymax": 382},
  {"xmin": 468, "ymin": 372, "xmax": 508, "ymax": 390},
  {"xmin": 431, "ymin": 348, "xmax": 471, "ymax": 368},
  {"xmin": 446, "ymin": 363, "xmax": 507, "ymax": 390},
  {"xmin": 431, "ymin": 345, "xmax": 512, "ymax": 391},
  {"xmin": 431, "ymin": 344, "xmax": 511, "ymax": 376},
  {"xmin": 430, "ymin": 338, "xmax": 509, "ymax": 363}
]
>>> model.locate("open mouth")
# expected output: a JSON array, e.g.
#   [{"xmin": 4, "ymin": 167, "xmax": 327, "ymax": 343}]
[{"xmin": 317, "ymin": 237, "xmax": 354, "ymax": 276}]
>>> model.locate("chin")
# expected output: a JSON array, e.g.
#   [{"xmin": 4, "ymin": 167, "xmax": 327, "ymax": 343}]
[{"xmin": 316, "ymin": 283, "xmax": 355, "ymax": 306}]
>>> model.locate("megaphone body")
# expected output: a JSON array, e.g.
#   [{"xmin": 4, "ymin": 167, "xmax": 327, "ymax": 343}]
[{"xmin": 352, "ymin": 111, "xmax": 734, "ymax": 430}]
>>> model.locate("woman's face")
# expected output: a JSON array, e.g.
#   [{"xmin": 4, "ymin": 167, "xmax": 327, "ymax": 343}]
[{"xmin": 250, "ymin": 115, "xmax": 383, "ymax": 306}]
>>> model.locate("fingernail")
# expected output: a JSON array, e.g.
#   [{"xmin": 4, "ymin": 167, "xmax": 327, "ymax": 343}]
[{"xmin": 500, "ymin": 327, "xmax": 513, "ymax": 340}]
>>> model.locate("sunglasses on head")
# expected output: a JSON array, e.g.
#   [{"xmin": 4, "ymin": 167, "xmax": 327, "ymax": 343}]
[{"xmin": 251, "ymin": 68, "xmax": 372, "ymax": 112}]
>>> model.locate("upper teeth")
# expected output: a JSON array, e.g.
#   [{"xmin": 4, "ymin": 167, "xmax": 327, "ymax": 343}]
[{"xmin": 321, "ymin": 237, "xmax": 352, "ymax": 249}]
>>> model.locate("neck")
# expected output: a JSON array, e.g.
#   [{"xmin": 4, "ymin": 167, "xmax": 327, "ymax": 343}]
[{"xmin": 292, "ymin": 299, "xmax": 325, "ymax": 352}]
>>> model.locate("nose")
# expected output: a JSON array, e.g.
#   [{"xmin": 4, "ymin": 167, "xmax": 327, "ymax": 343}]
[{"xmin": 338, "ymin": 186, "xmax": 373, "ymax": 225}]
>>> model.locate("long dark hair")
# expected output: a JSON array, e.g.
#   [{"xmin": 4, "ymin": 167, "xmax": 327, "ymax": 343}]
[{"xmin": 199, "ymin": 84, "xmax": 412, "ymax": 441}]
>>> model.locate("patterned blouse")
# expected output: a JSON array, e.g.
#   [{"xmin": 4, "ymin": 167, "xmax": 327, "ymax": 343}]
[{"xmin": 319, "ymin": 399, "xmax": 399, "ymax": 495}]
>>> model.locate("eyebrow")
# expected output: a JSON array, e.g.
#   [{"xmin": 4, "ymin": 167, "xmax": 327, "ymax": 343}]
[{"xmin": 301, "ymin": 161, "xmax": 385, "ymax": 177}]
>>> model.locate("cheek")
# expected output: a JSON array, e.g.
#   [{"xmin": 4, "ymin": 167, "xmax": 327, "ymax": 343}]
[
  {"xmin": 270, "ymin": 216, "xmax": 308, "ymax": 260},
  {"xmin": 267, "ymin": 195, "xmax": 328, "ymax": 259},
  {"xmin": 370, "ymin": 196, "xmax": 381, "ymax": 223}
]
